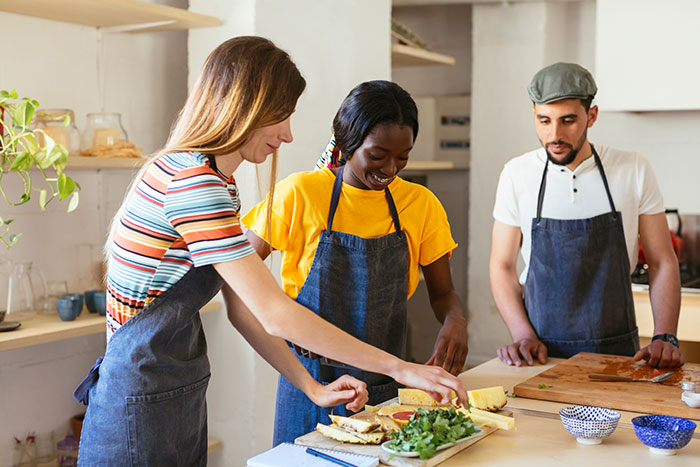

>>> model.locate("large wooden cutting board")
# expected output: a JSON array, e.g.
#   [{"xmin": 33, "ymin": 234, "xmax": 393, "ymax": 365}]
[
  {"xmin": 294, "ymin": 405, "xmax": 506, "ymax": 466},
  {"xmin": 513, "ymin": 352, "xmax": 700, "ymax": 420}
]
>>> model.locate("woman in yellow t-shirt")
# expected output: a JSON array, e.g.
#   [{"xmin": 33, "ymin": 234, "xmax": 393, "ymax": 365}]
[{"xmin": 241, "ymin": 80, "xmax": 468, "ymax": 445}]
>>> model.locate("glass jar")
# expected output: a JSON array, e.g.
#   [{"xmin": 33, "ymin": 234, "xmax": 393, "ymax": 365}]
[
  {"xmin": 56, "ymin": 434, "xmax": 79, "ymax": 467},
  {"xmin": 32, "ymin": 109, "xmax": 80, "ymax": 156},
  {"xmin": 80, "ymin": 112, "xmax": 128, "ymax": 151}
]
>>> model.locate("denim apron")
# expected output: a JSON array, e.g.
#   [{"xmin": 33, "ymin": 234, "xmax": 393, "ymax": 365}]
[
  {"xmin": 273, "ymin": 166, "xmax": 409, "ymax": 445},
  {"xmin": 73, "ymin": 265, "xmax": 224, "ymax": 466},
  {"xmin": 524, "ymin": 146, "xmax": 639, "ymax": 358}
]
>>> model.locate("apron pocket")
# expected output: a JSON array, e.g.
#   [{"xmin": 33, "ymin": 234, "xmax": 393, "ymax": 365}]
[
  {"xmin": 544, "ymin": 327, "xmax": 640, "ymax": 358},
  {"xmin": 126, "ymin": 374, "xmax": 210, "ymax": 467}
]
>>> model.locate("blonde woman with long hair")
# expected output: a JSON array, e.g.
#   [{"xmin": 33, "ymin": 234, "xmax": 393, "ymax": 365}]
[{"xmin": 73, "ymin": 36, "xmax": 467, "ymax": 465}]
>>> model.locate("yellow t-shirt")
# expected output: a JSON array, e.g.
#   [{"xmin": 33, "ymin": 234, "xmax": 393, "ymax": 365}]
[{"xmin": 241, "ymin": 169, "xmax": 457, "ymax": 300}]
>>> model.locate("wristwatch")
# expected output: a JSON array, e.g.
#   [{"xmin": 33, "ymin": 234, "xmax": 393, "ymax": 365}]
[{"xmin": 651, "ymin": 333, "xmax": 680, "ymax": 348}]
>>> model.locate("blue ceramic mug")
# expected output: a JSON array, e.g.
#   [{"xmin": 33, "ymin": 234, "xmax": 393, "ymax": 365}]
[
  {"xmin": 92, "ymin": 291, "xmax": 107, "ymax": 316},
  {"xmin": 57, "ymin": 297, "xmax": 80, "ymax": 321},
  {"xmin": 61, "ymin": 293, "xmax": 84, "ymax": 317},
  {"xmin": 84, "ymin": 290, "xmax": 103, "ymax": 313}
]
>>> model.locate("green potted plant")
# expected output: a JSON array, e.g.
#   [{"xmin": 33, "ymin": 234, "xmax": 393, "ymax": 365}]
[{"xmin": 0, "ymin": 89, "xmax": 80, "ymax": 248}]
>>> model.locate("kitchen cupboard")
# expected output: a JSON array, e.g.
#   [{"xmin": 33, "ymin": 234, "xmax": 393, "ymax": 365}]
[{"xmin": 595, "ymin": 0, "xmax": 700, "ymax": 111}]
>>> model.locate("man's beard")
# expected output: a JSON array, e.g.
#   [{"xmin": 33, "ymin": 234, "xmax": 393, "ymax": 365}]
[
  {"xmin": 546, "ymin": 144, "xmax": 578, "ymax": 166},
  {"xmin": 545, "ymin": 128, "xmax": 588, "ymax": 167}
]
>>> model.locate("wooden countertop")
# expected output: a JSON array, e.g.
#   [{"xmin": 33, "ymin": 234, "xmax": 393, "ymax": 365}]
[{"xmin": 441, "ymin": 358, "xmax": 699, "ymax": 465}]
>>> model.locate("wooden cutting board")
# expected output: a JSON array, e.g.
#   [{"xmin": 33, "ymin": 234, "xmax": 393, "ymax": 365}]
[
  {"xmin": 513, "ymin": 352, "xmax": 700, "ymax": 420},
  {"xmin": 294, "ymin": 406, "xmax": 507, "ymax": 466}
]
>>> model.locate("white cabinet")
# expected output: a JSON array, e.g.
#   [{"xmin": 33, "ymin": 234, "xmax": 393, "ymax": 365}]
[{"xmin": 595, "ymin": 0, "xmax": 700, "ymax": 111}]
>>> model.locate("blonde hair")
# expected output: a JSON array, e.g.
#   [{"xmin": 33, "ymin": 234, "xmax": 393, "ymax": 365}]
[{"xmin": 105, "ymin": 36, "xmax": 305, "ymax": 262}]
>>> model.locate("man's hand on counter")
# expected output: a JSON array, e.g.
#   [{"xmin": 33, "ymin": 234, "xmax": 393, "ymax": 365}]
[
  {"xmin": 497, "ymin": 337, "xmax": 548, "ymax": 367},
  {"xmin": 633, "ymin": 339, "xmax": 685, "ymax": 368}
]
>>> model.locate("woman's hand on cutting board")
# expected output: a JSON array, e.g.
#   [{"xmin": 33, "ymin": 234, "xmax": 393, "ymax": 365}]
[
  {"xmin": 309, "ymin": 375, "xmax": 369, "ymax": 412},
  {"xmin": 634, "ymin": 339, "xmax": 685, "ymax": 368},
  {"xmin": 497, "ymin": 337, "xmax": 548, "ymax": 367}
]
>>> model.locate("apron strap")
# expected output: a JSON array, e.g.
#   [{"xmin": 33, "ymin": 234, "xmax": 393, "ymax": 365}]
[
  {"xmin": 384, "ymin": 187, "xmax": 403, "ymax": 237},
  {"xmin": 326, "ymin": 165, "xmax": 345, "ymax": 233},
  {"xmin": 326, "ymin": 166, "xmax": 402, "ymax": 235},
  {"xmin": 591, "ymin": 145, "xmax": 618, "ymax": 216},
  {"xmin": 536, "ymin": 158, "xmax": 549, "ymax": 221},
  {"xmin": 536, "ymin": 144, "xmax": 617, "ymax": 221},
  {"xmin": 73, "ymin": 356, "xmax": 103, "ymax": 406}
]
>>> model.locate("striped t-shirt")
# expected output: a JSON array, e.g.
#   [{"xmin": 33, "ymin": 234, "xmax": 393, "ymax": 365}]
[{"xmin": 105, "ymin": 151, "xmax": 255, "ymax": 340}]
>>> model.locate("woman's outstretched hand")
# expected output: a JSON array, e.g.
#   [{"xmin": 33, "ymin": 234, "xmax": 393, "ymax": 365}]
[
  {"xmin": 392, "ymin": 361, "xmax": 467, "ymax": 407},
  {"xmin": 309, "ymin": 374, "xmax": 369, "ymax": 412}
]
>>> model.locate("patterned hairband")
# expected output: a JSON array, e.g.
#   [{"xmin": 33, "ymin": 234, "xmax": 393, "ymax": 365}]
[{"xmin": 315, "ymin": 136, "xmax": 345, "ymax": 170}]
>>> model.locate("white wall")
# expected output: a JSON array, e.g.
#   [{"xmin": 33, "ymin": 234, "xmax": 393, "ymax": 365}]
[
  {"xmin": 188, "ymin": 1, "xmax": 391, "ymax": 465},
  {"xmin": 0, "ymin": 3, "xmax": 188, "ymax": 466}
]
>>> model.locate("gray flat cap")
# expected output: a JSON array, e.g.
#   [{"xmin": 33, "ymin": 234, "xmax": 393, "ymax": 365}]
[{"xmin": 528, "ymin": 62, "xmax": 597, "ymax": 105}]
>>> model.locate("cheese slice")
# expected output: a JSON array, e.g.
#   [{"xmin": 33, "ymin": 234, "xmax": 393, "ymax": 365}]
[
  {"xmin": 398, "ymin": 388, "xmax": 454, "ymax": 406},
  {"xmin": 328, "ymin": 415, "xmax": 379, "ymax": 434},
  {"xmin": 467, "ymin": 386, "xmax": 507, "ymax": 411},
  {"xmin": 459, "ymin": 407, "xmax": 516, "ymax": 431}
]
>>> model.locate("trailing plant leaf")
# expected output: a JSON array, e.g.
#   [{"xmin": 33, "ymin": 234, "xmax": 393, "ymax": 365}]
[{"xmin": 0, "ymin": 90, "xmax": 80, "ymax": 247}]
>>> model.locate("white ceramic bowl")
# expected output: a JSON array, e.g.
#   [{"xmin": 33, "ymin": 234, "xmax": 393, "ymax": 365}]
[
  {"xmin": 559, "ymin": 406, "xmax": 621, "ymax": 445},
  {"xmin": 682, "ymin": 391, "xmax": 700, "ymax": 408}
]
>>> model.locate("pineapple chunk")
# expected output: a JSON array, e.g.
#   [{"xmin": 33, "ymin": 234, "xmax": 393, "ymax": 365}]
[
  {"xmin": 328, "ymin": 415, "xmax": 379, "ymax": 434},
  {"xmin": 364, "ymin": 404, "xmax": 380, "ymax": 413},
  {"xmin": 459, "ymin": 407, "xmax": 515, "ymax": 431},
  {"xmin": 467, "ymin": 386, "xmax": 507, "ymax": 411},
  {"xmin": 377, "ymin": 402, "xmax": 425, "ymax": 416},
  {"xmin": 398, "ymin": 388, "xmax": 454, "ymax": 406},
  {"xmin": 315, "ymin": 423, "xmax": 385, "ymax": 444},
  {"xmin": 376, "ymin": 415, "xmax": 401, "ymax": 433},
  {"xmin": 316, "ymin": 423, "xmax": 366, "ymax": 443}
]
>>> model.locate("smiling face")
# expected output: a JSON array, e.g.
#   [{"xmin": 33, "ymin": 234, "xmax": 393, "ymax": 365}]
[
  {"xmin": 238, "ymin": 115, "xmax": 294, "ymax": 164},
  {"xmin": 341, "ymin": 123, "xmax": 414, "ymax": 190},
  {"xmin": 533, "ymin": 98, "xmax": 598, "ymax": 167}
]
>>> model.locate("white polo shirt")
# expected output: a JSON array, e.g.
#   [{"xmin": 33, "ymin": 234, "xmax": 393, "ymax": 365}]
[{"xmin": 493, "ymin": 144, "xmax": 664, "ymax": 284}]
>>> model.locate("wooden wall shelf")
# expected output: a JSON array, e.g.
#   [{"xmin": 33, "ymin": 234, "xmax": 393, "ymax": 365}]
[
  {"xmin": 0, "ymin": 0, "xmax": 221, "ymax": 32},
  {"xmin": 404, "ymin": 160, "xmax": 456, "ymax": 170},
  {"xmin": 392, "ymin": 43, "xmax": 456, "ymax": 66},
  {"xmin": 66, "ymin": 156, "xmax": 147, "ymax": 169},
  {"xmin": 0, "ymin": 300, "xmax": 222, "ymax": 352}
]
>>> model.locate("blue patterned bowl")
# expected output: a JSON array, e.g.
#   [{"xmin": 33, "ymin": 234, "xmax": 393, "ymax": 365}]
[
  {"xmin": 559, "ymin": 406, "xmax": 620, "ymax": 444},
  {"xmin": 631, "ymin": 415, "xmax": 696, "ymax": 455}
]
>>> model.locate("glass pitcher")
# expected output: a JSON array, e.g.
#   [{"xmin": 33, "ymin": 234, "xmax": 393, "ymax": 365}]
[{"xmin": 5, "ymin": 261, "xmax": 49, "ymax": 320}]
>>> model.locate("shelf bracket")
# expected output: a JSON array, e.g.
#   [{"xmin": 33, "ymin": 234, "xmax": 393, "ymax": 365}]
[{"xmin": 100, "ymin": 20, "xmax": 176, "ymax": 34}]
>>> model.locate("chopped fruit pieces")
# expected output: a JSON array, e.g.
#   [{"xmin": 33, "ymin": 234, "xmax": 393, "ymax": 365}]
[
  {"xmin": 398, "ymin": 388, "xmax": 453, "ymax": 406},
  {"xmin": 467, "ymin": 386, "xmax": 508, "ymax": 411},
  {"xmin": 458, "ymin": 407, "xmax": 516, "ymax": 431},
  {"xmin": 315, "ymin": 423, "xmax": 386, "ymax": 444},
  {"xmin": 390, "ymin": 410, "xmax": 415, "ymax": 426},
  {"xmin": 328, "ymin": 414, "xmax": 379, "ymax": 434}
]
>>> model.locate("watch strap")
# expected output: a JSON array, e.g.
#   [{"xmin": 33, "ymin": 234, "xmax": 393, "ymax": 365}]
[{"xmin": 651, "ymin": 333, "xmax": 680, "ymax": 348}]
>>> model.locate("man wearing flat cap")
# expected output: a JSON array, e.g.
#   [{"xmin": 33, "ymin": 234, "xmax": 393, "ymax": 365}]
[{"xmin": 489, "ymin": 62, "xmax": 684, "ymax": 368}]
